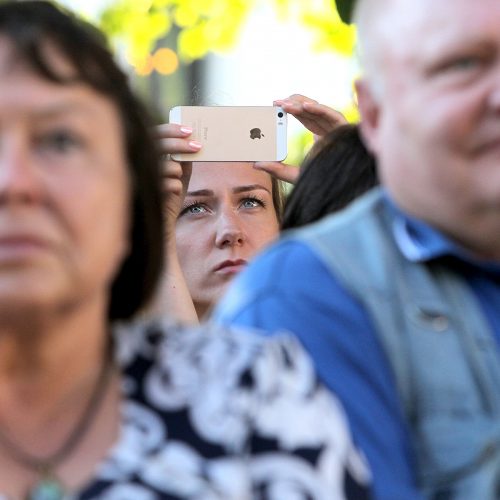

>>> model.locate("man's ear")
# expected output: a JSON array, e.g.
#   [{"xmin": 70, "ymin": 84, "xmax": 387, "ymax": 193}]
[{"xmin": 355, "ymin": 78, "xmax": 381, "ymax": 155}]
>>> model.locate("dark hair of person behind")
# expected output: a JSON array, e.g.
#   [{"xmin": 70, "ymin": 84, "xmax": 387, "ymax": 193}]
[
  {"xmin": 0, "ymin": 1, "xmax": 164, "ymax": 320},
  {"xmin": 281, "ymin": 124, "xmax": 378, "ymax": 230},
  {"xmin": 270, "ymin": 176, "xmax": 286, "ymax": 224}
]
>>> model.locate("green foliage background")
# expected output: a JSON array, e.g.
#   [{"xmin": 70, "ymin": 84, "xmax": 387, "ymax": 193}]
[{"xmin": 98, "ymin": 0, "xmax": 356, "ymax": 64}]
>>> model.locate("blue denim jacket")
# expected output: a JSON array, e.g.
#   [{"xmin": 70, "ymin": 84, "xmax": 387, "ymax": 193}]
[{"xmin": 298, "ymin": 188, "xmax": 500, "ymax": 499}]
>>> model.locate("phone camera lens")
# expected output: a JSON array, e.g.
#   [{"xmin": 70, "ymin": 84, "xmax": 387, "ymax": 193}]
[{"xmin": 278, "ymin": 111, "xmax": 284, "ymax": 118}]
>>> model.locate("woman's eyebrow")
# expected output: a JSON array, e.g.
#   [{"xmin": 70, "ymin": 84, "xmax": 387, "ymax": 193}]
[
  {"xmin": 31, "ymin": 100, "xmax": 99, "ymax": 120},
  {"xmin": 186, "ymin": 189, "xmax": 214, "ymax": 197},
  {"xmin": 232, "ymin": 184, "xmax": 271, "ymax": 195}
]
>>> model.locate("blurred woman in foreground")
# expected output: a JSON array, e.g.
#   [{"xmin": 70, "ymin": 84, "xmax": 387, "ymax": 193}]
[{"xmin": 0, "ymin": 2, "xmax": 370, "ymax": 498}]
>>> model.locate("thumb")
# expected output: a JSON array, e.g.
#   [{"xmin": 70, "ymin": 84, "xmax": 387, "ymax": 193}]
[{"xmin": 253, "ymin": 161, "xmax": 299, "ymax": 185}]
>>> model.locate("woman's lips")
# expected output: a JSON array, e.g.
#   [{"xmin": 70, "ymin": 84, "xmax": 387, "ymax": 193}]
[
  {"xmin": 213, "ymin": 259, "xmax": 248, "ymax": 275},
  {"xmin": 0, "ymin": 235, "xmax": 53, "ymax": 260}
]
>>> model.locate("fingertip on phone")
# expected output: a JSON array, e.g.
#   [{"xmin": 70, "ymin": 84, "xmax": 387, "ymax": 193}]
[
  {"xmin": 302, "ymin": 101, "xmax": 319, "ymax": 109},
  {"xmin": 253, "ymin": 162, "xmax": 270, "ymax": 169},
  {"xmin": 274, "ymin": 100, "xmax": 291, "ymax": 108},
  {"xmin": 188, "ymin": 141, "xmax": 202, "ymax": 150}
]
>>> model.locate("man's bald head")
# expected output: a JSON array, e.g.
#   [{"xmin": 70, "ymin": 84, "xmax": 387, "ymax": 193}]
[
  {"xmin": 353, "ymin": 0, "xmax": 422, "ymax": 97},
  {"xmin": 352, "ymin": 0, "xmax": 389, "ymax": 95}
]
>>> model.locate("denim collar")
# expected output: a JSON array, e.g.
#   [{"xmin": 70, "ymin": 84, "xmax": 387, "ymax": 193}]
[{"xmin": 382, "ymin": 190, "xmax": 500, "ymax": 275}]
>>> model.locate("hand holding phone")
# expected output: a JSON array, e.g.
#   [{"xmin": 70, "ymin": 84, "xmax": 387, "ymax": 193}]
[
  {"xmin": 168, "ymin": 106, "xmax": 287, "ymax": 162},
  {"xmin": 155, "ymin": 122, "xmax": 202, "ymax": 159}
]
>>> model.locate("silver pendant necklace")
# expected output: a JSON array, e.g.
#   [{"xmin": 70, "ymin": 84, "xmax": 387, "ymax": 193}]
[{"xmin": 0, "ymin": 349, "xmax": 113, "ymax": 500}]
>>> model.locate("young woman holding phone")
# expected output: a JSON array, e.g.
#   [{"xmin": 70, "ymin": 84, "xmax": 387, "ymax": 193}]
[{"xmin": 152, "ymin": 95, "xmax": 347, "ymax": 323}]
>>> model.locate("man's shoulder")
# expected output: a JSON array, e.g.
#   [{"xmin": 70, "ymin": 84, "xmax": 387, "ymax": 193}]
[
  {"xmin": 245, "ymin": 189, "xmax": 386, "ymax": 280},
  {"xmin": 288, "ymin": 188, "xmax": 387, "ymax": 247},
  {"xmin": 215, "ymin": 236, "xmax": 348, "ymax": 318},
  {"xmin": 231, "ymin": 236, "xmax": 334, "ymax": 290}
]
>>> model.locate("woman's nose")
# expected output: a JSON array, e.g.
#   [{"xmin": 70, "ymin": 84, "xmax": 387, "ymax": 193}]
[
  {"xmin": 215, "ymin": 211, "xmax": 246, "ymax": 248},
  {"xmin": 0, "ymin": 137, "xmax": 43, "ymax": 204}
]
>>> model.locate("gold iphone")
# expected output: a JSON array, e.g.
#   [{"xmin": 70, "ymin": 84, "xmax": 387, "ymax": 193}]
[{"xmin": 169, "ymin": 105, "xmax": 287, "ymax": 162}]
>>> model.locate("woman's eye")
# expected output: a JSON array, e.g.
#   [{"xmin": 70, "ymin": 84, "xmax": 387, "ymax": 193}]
[
  {"xmin": 37, "ymin": 130, "xmax": 81, "ymax": 153},
  {"xmin": 189, "ymin": 205, "xmax": 206, "ymax": 214},
  {"xmin": 240, "ymin": 198, "xmax": 265, "ymax": 209},
  {"xmin": 180, "ymin": 203, "xmax": 208, "ymax": 216}
]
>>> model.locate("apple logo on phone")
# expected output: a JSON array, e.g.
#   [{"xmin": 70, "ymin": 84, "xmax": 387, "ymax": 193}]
[{"xmin": 250, "ymin": 128, "xmax": 264, "ymax": 139}]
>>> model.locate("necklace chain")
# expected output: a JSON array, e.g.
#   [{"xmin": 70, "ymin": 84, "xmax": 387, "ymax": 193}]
[{"xmin": 0, "ymin": 343, "xmax": 114, "ymax": 492}]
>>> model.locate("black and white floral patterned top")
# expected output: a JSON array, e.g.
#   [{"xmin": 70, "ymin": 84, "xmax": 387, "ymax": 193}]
[{"xmin": 76, "ymin": 319, "xmax": 371, "ymax": 499}]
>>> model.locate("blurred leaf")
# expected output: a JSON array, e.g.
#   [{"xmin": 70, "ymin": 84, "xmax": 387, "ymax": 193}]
[
  {"xmin": 173, "ymin": 2, "xmax": 198, "ymax": 27},
  {"xmin": 99, "ymin": 0, "xmax": 172, "ymax": 60},
  {"xmin": 287, "ymin": 129, "xmax": 316, "ymax": 169},
  {"xmin": 302, "ymin": 9, "xmax": 356, "ymax": 56},
  {"xmin": 341, "ymin": 101, "xmax": 360, "ymax": 123}
]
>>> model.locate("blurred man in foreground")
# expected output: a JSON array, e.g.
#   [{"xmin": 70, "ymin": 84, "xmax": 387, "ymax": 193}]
[{"xmin": 214, "ymin": 0, "xmax": 500, "ymax": 498}]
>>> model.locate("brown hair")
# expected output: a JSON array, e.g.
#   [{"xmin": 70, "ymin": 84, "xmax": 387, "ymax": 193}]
[{"xmin": 0, "ymin": 0, "xmax": 164, "ymax": 320}]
